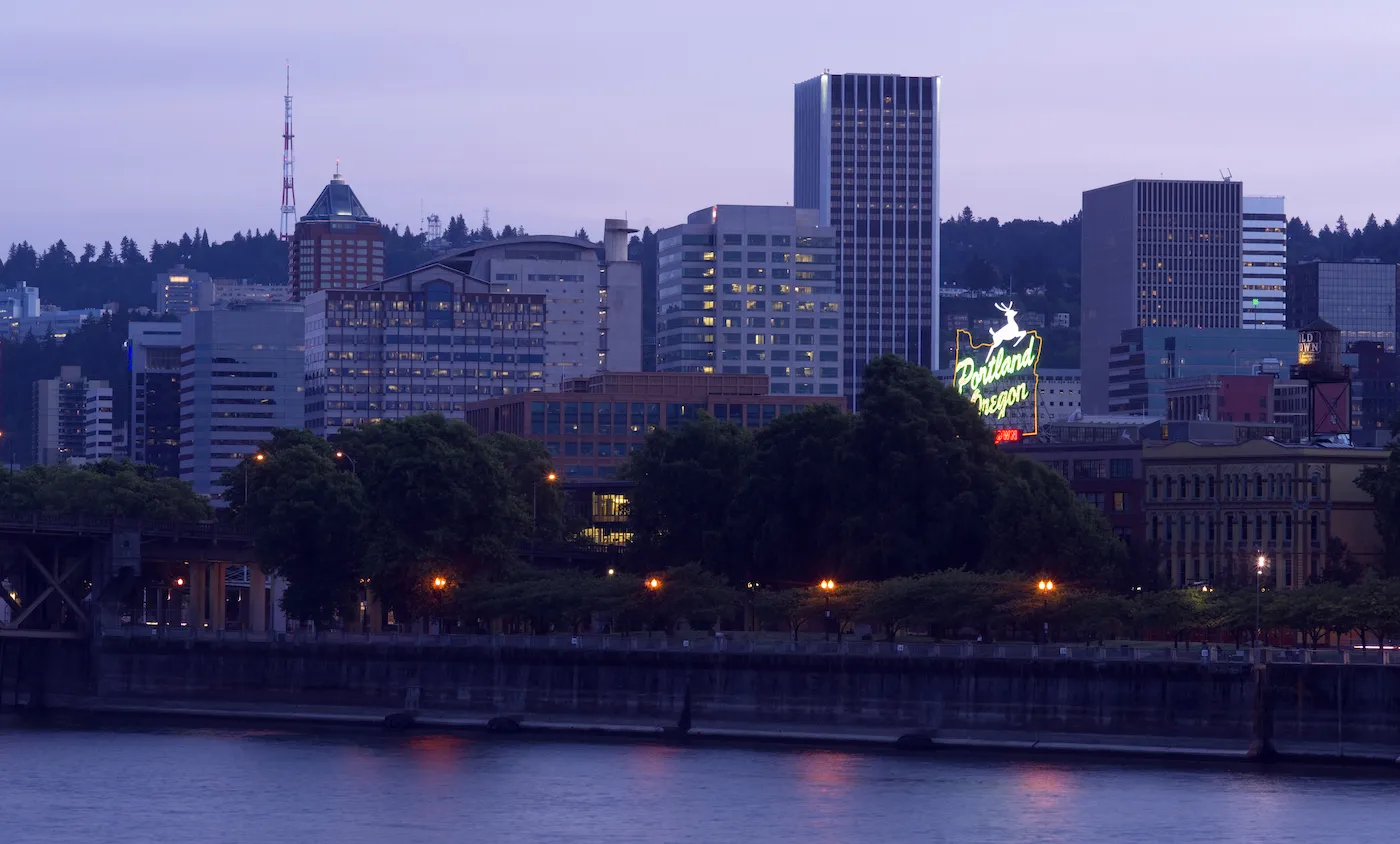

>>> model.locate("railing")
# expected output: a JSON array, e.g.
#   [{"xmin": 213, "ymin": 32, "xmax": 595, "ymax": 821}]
[
  {"xmin": 0, "ymin": 512, "xmax": 251, "ymax": 543},
  {"xmin": 97, "ymin": 626, "xmax": 1400, "ymax": 665}
]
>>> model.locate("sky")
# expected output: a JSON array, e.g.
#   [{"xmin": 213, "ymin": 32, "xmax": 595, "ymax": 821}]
[{"xmin": 2, "ymin": 0, "xmax": 1398, "ymax": 251}]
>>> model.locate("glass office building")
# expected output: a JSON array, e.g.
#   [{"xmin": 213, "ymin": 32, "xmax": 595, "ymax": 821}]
[
  {"xmin": 1287, "ymin": 260, "xmax": 1399, "ymax": 352},
  {"xmin": 795, "ymin": 72, "xmax": 940, "ymax": 404}
]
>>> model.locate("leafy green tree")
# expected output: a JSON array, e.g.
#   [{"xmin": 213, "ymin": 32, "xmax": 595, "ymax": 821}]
[
  {"xmin": 725, "ymin": 404, "xmax": 853, "ymax": 584},
  {"xmin": 332, "ymin": 415, "xmax": 530, "ymax": 619},
  {"xmin": 621, "ymin": 413, "xmax": 754, "ymax": 573},
  {"xmin": 2, "ymin": 461, "xmax": 209, "ymax": 521},
  {"xmin": 839, "ymin": 355, "xmax": 1003, "ymax": 579},
  {"xmin": 221, "ymin": 429, "xmax": 365, "ymax": 625}
]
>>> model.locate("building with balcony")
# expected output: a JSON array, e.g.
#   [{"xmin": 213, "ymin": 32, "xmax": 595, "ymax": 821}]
[
  {"xmin": 1142, "ymin": 440, "xmax": 1385, "ymax": 589},
  {"xmin": 32, "ymin": 366, "xmax": 111, "ymax": 465}
]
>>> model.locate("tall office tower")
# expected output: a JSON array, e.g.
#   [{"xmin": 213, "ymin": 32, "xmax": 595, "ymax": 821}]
[
  {"xmin": 1287, "ymin": 260, "xmax": 1399, "ymax": 351},
  {"xmin": 32, "ymin": 366, "xmax": 110, "ymax": 465},
  {"xmin": 179, "ymin": 303, "xmax": 306, "ymax": 500},
  {"xmin": 83, "ymin": 385, "xmax": 114, "ymax": 461},
  {"xmin": 1242, "ymin": 196, "xmax": 1287, "ymax": 329},
  {"xmin": 655, "ymin": 205, "xmax": 843, "ymax": 397},
  {"xmin": 432, "ymin": 221, "xmax": 643, "ymax": 382},
  {"xmin": 289, "ymin": 166, "xmax": 385, "ymax": 300},
  {"xmin": 1080, "ymin": 179, "xmax": 1244, "ymax": 414},
  {"xmin": 128, "ymin": 321, "xmax": 185, "ymax": 476},
  {"xmin": 303, "ymin": 268, "xmax": 546, "ymax": 438},
  {"xmin": 794, "ymin": 72, "xmax": 940, "ymax": 403},
  {"xmin": 153, "ymin": 264, "xmax": 214, "ymax": 316}
]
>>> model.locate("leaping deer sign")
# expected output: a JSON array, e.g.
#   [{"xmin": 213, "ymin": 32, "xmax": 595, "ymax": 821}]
[{"xmin": 986, "ymin": 302, "xmax": 1028, "ymax": 362}]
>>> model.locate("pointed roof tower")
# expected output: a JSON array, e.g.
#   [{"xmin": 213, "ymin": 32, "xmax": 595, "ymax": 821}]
[{"xmin": 301, "ymin": 162, "xmax": 377, "ymax": 222}]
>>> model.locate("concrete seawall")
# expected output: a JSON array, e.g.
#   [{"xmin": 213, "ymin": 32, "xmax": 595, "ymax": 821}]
[{"xmin": 6, "ymin": 635, "xmax": 1400, "ymax": 761}]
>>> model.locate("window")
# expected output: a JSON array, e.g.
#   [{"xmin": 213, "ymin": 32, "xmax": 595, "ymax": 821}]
[
  {"xmin": 771, "ymin": 235, "xmax": 791, "ymax": 246},
  {"xmin": 1109, "ymin": 459, "xmax": 1133, "ymax": 479},
  {"xmin": 747, "ymin": 234, "xmax": 766, "ymax": 246},
  {"xmin": 1112, "ymin": 492, "xmax": 1127, "ymax": 513},
  {"xmin": 722, "ymin": 234, "xmax": 742, "ymax": 246},
  {"xmin": 722, "ymin": 251, "xmax": 742, "ymax": 262},
  {"xmin": 747, "ymin": 251, "xmax": 766, "ymax": 262},
  {"xmin": 722, "ymin": 267, "xmax": 742, "ymax": 278}
]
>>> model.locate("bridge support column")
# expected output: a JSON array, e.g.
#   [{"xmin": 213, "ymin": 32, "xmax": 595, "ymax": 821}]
[
  {"xmin": 189, "ymin": 565, "xmax": 206, "ymax": 629},
  {"xmin": 248, "ymin": 567, "xmax": 266, "ymax": 632},
  {"xmin": 210, "ymin": 564, "xmax": 226, "ymax": 632}
]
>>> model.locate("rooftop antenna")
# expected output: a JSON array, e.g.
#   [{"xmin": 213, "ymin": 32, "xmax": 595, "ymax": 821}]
[
  {"xmin": 1220, "ymin": 168, "xmax": 1233, "ymax": 182},
  {"xmin": 279, "ymin": 61, "xmax": 296, "ymax": 240},
  {"xmin": 482, "ymin": 207, "xmax": 491, "ymax": 232}
]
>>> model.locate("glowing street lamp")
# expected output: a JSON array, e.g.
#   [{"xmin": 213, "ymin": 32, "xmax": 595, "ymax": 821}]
[
  {"xmin": 432, "ymin": 576, "xmax": 448, "ymax": 590},
  {"xmin": 646, "ymin": 577, "xmax": 661, "ymax": 591},
  {"xmin": 819, "ymin": 579, "xmax": 837, "ymax": 641},
  {"xmin": 1037, "ymin": 579, "xmax": 1055, "ymax": 592},
  {"xmin": 1255, "ymin": 554, "xmax": 1268, "ymax": 648},
  {"xmin": 531, "ymin": 471, "xmax": 559, "ymax": 564},
  {"xmin": 334, "ymin": 450, "xmax": 358, "ymax": 474}
]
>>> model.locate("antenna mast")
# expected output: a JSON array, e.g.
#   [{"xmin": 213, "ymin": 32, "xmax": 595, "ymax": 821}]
[{"xmin": 279, "ymin": 63, "xmax": 297, "ymax": 240}]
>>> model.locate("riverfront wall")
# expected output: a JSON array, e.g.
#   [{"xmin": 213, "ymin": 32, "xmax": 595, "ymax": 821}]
[{"xmin": 4, "ymin": 634, "xmax": 1397, "ymax": 755}]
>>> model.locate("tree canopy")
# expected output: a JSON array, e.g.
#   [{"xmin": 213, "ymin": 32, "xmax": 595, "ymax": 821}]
[
  {"xmin": 621, "ymin": 355, "xmax": 1127, "ymax": 586},
  {"xmin": 0, "ymin": 461, "xmax": 209, "ymax": 521}
]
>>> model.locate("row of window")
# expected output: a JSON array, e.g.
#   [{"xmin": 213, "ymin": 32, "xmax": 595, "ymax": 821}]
[
  {"xmin": 1151, "ymin": 511, "xmax": 1325, "ymax": 544},
  {"xmin": 1148, "ymin": 471, "xmax": 1322, "ymax": 501}
]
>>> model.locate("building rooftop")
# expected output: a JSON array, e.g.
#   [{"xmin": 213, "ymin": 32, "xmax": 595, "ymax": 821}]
[{"xmin": 301, "ymin": 168, "xmax": 376, "ymax": 223}]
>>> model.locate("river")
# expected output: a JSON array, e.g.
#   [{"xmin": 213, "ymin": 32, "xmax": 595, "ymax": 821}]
[{"xmin": 2, "ymin": 722, "xmax": 1398, "ymax": 843}]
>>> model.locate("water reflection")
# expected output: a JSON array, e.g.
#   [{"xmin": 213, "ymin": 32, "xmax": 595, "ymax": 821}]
[{"xmin": 2, "ymin": 724, "xmax": 1399, "ymax": 844}]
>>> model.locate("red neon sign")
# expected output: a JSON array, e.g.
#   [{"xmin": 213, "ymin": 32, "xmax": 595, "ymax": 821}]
[{"xmin": 994, "ymin": 428, "xmax": 1023, "ymax": 445}]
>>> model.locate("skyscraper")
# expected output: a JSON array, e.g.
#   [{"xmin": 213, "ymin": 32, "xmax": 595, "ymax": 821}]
[
  {"xmin": 1080, "ymin": 179, "xmax": 1244, "ymax": 414},
  {"xmin": 794, "ymin": 72, "xmax": 941, "ymax": 403},
  {"xmin": 128, "ymin": 321, "xmax": 184, "ymax": 477},
  {"xmin": 179, "ymin": 303, "xmax": 305, "ymax": 499},
  {"xmin": 32, "ymin": 366, "xmax": 111, "ymax": 466},
  {"xmin": 1242, "ymin": 196, "xmax": 1287, "ymax": 329},
  {"xmin": 289, "ymin": 166, "xmax": 385, "ymax": 300},
  {"xmin": 655, "ymin": 205, "xmax": 843, "ymax": 397}
]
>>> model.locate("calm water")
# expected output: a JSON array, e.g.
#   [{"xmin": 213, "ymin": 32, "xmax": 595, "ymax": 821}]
[{"xmin": 3, "ymin": 722, "xmax": 1399, "ymax": 843}]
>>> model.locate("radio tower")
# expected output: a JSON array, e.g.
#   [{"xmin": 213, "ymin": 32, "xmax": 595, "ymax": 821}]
[{"xmin": 279, "ymin": 63, "xmax": 297, "ymax": 240}]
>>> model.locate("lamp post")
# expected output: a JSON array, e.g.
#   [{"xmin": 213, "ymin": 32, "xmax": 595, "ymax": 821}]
[
  {"xmin": 1255, "ymin": 554, "xmax": 1267, "ymax": 649},
  {"xmin": 244, "ymin": 452, "xmax": 265, "ymax": 512},
  {"xmin": 530, "ymin": 471, "xmax": 557, "ymax": 565},
  {"xmin": 819, "ymin": 579, "xmax": 836, "ymax": 642},
  {"xmin": 334, "ymin": 450, "xmax": 358, "ymax": 475},
  {"xmin": 1037, "ymin": 579, "xmax": 1055, "ymax": 643}
]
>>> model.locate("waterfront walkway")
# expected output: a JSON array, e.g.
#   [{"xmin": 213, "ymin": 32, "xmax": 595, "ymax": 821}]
[{"xmin": 99, "ymin": 626, "xmax": 1400, "ymax": 666}]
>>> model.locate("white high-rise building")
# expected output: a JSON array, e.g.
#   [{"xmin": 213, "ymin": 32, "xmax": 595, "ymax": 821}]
[{"xmin": 1242, "ymin": 195, "xmax": 1287, "ymax": 329}]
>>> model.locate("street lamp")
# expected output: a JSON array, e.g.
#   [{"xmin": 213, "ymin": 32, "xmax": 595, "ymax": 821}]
[
  {"xmin": 1036, "ymin": 580, "xmax": 1055, "ymax": 643},
  {"xmin": 819, "ymin": 578, "xmax": 836, "ymax": 642},
  {"xmin": 334, "ymin": 450, "xmax": 358, "ymax": 474},
  {"xmin": 646, "ymin": 577, "xmax": 661, "ymax": 591},
  {"xmin": 244, "ymin": 452, "xmax": 265, "ymax": 510},
  {"xmin": 1255, "ymin": 554, "xmax": 1267, "ymax": 649},
  {"xmin": 530, "ymin": 471, "xmax": 558, "ymax": 564},
  {"xmin": 432, "ymin": 576, "xmax": 448, "ymax": 590}
]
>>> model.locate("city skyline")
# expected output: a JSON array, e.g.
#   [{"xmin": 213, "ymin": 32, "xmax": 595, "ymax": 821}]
[{"xmin": 4, "ymin": 1, "xmax": 1400, "ymax": 249}]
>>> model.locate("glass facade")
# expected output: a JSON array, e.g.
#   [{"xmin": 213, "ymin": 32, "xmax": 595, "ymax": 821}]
[
  {"xmin": 1288, "ymin": 261, "xmax": 1398, "ymax": 352},
  {"xmin": 795, "ymin": 72, "xmax": 940, "ymax": 404}
]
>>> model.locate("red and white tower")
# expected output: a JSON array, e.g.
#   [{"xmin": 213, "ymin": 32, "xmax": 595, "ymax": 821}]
[{"xmin": 279, "ymin": 63, "xmax": 297, "ymax": 240}]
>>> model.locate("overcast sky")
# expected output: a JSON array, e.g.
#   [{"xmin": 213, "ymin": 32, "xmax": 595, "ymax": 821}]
[{"xmin": 2, "ymin": 0, "xmax": 1397, "ymax": 250}]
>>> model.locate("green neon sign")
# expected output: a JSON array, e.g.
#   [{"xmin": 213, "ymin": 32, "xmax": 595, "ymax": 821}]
[{"xmin": 953, "ymin": 302, "xmax": 1043, "ymax": 435}]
